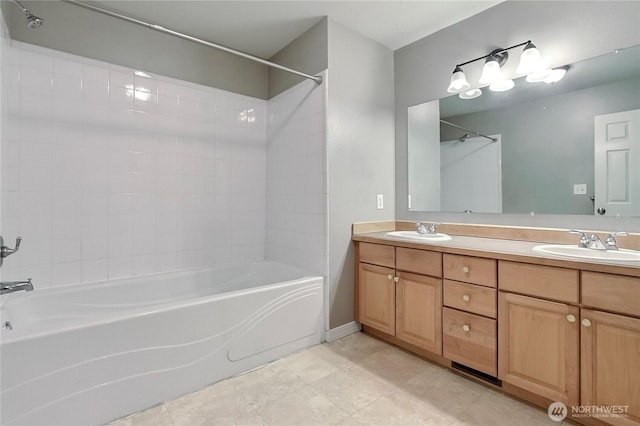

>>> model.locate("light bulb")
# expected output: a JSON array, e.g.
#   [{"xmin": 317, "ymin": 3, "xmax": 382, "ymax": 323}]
[
  {"xmin": 447, "ymin": 66, "xmax": 471, "ymax": 93},
  {"xmin": 543, "ymin": 67, "xmax": 567, "ymax": 83},
  {"xmin": 479, "ymin": 58, "xmax": 505, "ymax": 85},
  {"xmin": 526, "ymin": 69, "xmax": 553, "ymax": 83},
  {"xmin": 459, "ymin": 89, "xmax": 482, "ymax": 99},
  {"xmin": 517, "ymin": 42, "xmax": 542, "ymax": 75},
  {"xmin": 489, "ymin": 79, "xmax": 515, "ymax": 91}
]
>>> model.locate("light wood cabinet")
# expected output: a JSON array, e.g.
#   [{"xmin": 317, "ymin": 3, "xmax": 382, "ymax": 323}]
[
  {"xmin": 498, "ymin": 292, "xmax": 579, "ymax": 408},
  {"xmin": 443, "ymin": 307, "xmax": 497, "ymax": 376},
  {"xmin": 581, "ymin": 309, "xmax": 640, "ymax": 426},
  {"xmin": 354, "ymin": 233, "xmax": 640, "ymax": 426},
  {"xmin": 356, "ymin": 242, "xmax": 442, "ymax": 355},
  {"xmin": 396, "ymin": 272, "xmax": 442, "ymax": 354},
  {"xmin": 443, "ymin": 253, "xmax": 497, "ymax": 287},
  {"xmin": 358, "ymin": 262, "xmax": 395, "ymax": 335}
]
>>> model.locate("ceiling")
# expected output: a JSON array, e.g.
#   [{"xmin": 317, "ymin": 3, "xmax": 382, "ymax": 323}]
[{"xmin": 90, "ymin": 1, "xmax": 502, "ymax": 58}]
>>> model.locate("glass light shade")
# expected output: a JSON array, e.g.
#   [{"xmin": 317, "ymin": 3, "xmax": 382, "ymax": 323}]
[
  {"xmin": 526, "ymin": 68, "xmax": 553, "ymax": 83},
  {"xmin": 543, "ymin": 67, "xmax": 567, "ymax": 83},
  {"xmin": 479, "ymin": 58, "xmax": 504, "ymax": 85},
  {"xmin": 489, "ymin": 79, "xmax": 515, "ymax": 92},
  {"xmin": 459, "ymin": 88, "xmax": 482, "ymax": 99},
  {"xmin": 447, "ymin": 67, "xmax": 471, "ymax": 93},
  {"xmin": 517, "ymin": 43, "xmax": 542, "ymax": 75}
]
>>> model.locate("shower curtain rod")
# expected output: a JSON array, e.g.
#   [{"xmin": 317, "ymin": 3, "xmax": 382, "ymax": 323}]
[
  {"xmin": 440, "ymin": 119, "xmax": 497, "ymax": 142},
  {"xmin": 62, "ymin": 0, "xmax": 323, "ymax": 85}
]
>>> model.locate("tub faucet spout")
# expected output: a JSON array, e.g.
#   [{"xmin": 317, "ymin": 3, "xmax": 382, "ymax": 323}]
[{"xmin": 0, "ymin": 278, "xmax": 33, "ymax": 295}]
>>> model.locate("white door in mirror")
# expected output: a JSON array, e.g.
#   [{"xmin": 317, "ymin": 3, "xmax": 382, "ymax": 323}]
[{"xmin": 594, "ymin": 109, "xmax": 640, "ymax": 217}]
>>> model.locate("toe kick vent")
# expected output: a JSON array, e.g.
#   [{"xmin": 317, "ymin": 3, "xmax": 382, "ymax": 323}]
[{"xmin": 452, "ymin": 361, "xmax": 501, "ymax": 386}]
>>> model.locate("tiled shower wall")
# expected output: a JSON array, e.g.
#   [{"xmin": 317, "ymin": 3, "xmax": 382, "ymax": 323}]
[
  {"xmin": 1, "ymin": 40, "xmax": 269, "ymax": 287},
  {"xmin": 266, "ymin": 72, "xmax": 327, "ymax": 276}
]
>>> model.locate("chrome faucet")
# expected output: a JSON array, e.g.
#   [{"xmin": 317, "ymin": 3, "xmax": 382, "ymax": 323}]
[
  {"xmin": 604, "ymin": 232, "xmax": 628, "ymax": 251},
  {"xmin": 0, "ymin": 278, "xmax": 33, "ymax": 295},
  {"xmin": 0, "ymin": 236, "xmax": 22, "ymax": 268},
  {"xmin": 416, "ymin": 221, "xmax": 439, "ymax": 234},
  {"xmin": 570, "ymin": 230, "xmax": 628, "ymax": 251}
]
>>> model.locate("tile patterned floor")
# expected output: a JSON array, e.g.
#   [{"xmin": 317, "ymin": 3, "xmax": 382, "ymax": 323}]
[{"xmin": 110, "ymin": 332, "xmax": 565, "ymax": 426}]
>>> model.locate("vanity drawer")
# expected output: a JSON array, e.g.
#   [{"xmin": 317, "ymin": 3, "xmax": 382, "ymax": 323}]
[
  {"xmin": 443, "ymin": 307, "xmax": 497, "ymax": 376},
  {"xmin": 444, "ymin": 280, "xmax": 497, "ymax": 318},
  {"xmin": 582, "ymin": 272, "xmax": 640, "ymax": 317},
  {"xmin": 443, "ymin": 254, "xmax": 497, "ymax": 288},
  {"xmin": 498, "ymin": 261, "xmax": 579, "ymax": 304},
  {"xmin": 359, "ymin": 242, "xmax": 395, "ymax": 268},
  {"xmin": 396, "ymin": 247, "xmax": 442, "ymax": 277}
]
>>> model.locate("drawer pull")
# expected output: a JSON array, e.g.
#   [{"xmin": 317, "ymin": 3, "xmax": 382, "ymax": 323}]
[
  {"xmin": 393, "ymin": 277, "xmax": 400, "ymax": 282},
  {"xmin": 566, "ymin": 314, "xmax": 576, "ymax": 323},
  {"xmin": 582, "ymin": 319, "xmax": 592, "ymax": 327},
  {"xmin": 462, "ymin": 324, "xmax": 470, "ymax": 332},
  {"xmin": 462, "ymin": 294, "xmax": 470, "ymax": 302},
  {"xmin": 387, "ymin": 274, "xmax": 393, "ymax": 280},
  {"xmin": 462, "ymin": 266, "xmax": 470, "ymax": 273}
]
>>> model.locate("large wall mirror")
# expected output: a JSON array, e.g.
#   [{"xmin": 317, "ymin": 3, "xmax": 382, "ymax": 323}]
[{"xmin": 408, "ymin": 45, "xmax": 640, "ymax": 217}]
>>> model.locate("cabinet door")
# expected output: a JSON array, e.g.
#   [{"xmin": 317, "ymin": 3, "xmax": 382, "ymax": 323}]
[
  {"xmin": 581, "ymin": 309, "xmax": 640, "ymax": 426},
  {"xmin": 396, "ymin": 271, "xmax": 442, "ymax": 355},
  {"xmin": 498, "ymin": 292, "xmax": 579, "ymax": 407},
  {"xmin": 358, "ymin": 263, "xmax": 396, "ymax": 335}
]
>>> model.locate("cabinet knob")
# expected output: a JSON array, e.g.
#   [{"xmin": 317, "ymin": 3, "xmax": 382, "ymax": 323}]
[
  {"xmin": 582, "ymin": 318, "xmax": 592, "ymax": 327},
  {"xmin": 387, "ymin": 274, "xmax": 393, "ymax": 280},
  {"xmin": 462, "ymin": 294, "xmax": 470, "ymax": 302},
  {"xmin": 462, "ymin": 324, "xmax": 470, "ymax": 332},
  {"xmin": 393, "ymin": 277, "xmax": 399, "ymax": 282},
  {"xmin": 566, "ymin": 314, "xmax": 576, "ymax": 323},
  {"xmin": 462, "ymin": 266, "xmax": 469, "ymax": 273}
]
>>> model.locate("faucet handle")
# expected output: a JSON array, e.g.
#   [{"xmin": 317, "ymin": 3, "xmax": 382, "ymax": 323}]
[
  {"xmin": 0, "ymin": 236, "xmax": 22, "ymax": 258},
  {"xmin": 604, "ymin": 231, "xmax": 628, "ymax": 251},
  {"xmin": 569, "ymin": 229, "xmax": 589, "ymax": 248}
]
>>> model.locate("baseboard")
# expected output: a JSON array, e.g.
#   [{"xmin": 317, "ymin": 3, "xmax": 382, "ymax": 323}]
[{"xmin": 324, "ymin": 321, "xmax": 361, "ymax": 342}]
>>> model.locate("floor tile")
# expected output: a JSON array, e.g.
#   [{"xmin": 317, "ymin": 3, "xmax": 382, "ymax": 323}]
[
  {"xmin": 356, "ymin": 345, "xmax": 432, "ymax": 386},
  {"xmin": 229, "ymin": 362, "xmax": 307, "ymax": 411},
  {"xmin": 451, "ymin": 388, "xmax": 560, "ymax": 426},
  {"xmin": 310, "ymin": 364, "xmax": 396, "ymax": 415},
  {"xmin": 276, "ymin": 342, "xmax": 358, "ymax": 384},
  {"xmin": 255, "ymin": 384, "xmax": 350, "ymax": 425},
  {"xmin": 165, "ymin": 381, "xmax": 263, "ymax": 426}
]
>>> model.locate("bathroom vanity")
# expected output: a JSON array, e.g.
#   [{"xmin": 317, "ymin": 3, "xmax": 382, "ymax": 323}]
[{"xmin": 352, "ymin": 221, "xmax": 640, "ymax": 426}]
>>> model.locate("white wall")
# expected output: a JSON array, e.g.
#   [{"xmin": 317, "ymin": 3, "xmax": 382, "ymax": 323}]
[
  {"xmin": 266, "ymin": 71, "xmax": 327, "ymax": 276},
  {"xmin": 327, "ymin": 20, "xmax": 395, "ymax": 328},
  {"xmin": 1, "ymin": 41, "xmax": 267, "ymax": 287}
]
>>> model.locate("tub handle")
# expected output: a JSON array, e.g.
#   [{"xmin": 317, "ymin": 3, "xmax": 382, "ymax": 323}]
[{"xmin": 0, "ymin": 236, "xmax": 22, "ymax": 268}]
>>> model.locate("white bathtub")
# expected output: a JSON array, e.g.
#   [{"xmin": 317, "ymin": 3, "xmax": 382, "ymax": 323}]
[{"xmin": 0, "ymin": 261, "xmax": 324, "ymax": 426}]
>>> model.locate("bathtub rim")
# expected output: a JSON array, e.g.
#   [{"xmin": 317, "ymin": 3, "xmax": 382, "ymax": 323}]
[{"xmin": 0, "ymin": 261, "xmax": 324, "ymax": 345}]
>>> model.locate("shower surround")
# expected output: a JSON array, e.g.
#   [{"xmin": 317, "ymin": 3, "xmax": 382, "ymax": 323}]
[{"xmin": 0, "ymin": 38, "xmax": 327, "ymax": 288}]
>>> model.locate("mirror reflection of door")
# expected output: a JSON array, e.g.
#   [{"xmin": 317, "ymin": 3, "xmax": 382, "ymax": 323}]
[
  {"xmin": 594, "ymin": 109, "xmax": 640, "ymax": 217},
  {"xmin": 440, "ymin": 135, "xmax": 502, "ymax": 213}
]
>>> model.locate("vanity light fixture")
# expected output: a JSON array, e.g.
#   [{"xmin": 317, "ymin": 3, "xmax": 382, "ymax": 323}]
[{"xmin": 447, "ymin": 40, "xmax": 564, "ymax": 99}]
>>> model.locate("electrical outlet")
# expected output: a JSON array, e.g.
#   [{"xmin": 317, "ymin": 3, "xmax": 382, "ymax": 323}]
[
  {"xmin": 573, "ymin": 184, "xmax": 587, "ymax": 195},
  {"xmin": 377, "ymin": 194, "xmax": 384, "ymax": 210}
]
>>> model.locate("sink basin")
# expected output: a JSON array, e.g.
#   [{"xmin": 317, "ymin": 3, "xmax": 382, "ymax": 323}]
[
  {"xmin": 385, "ymin": 231, "xmax": 452, "ymax": 242},
  {"xmin": 533, "ymin": 244, "xmax": 640, "ymax": 263}
]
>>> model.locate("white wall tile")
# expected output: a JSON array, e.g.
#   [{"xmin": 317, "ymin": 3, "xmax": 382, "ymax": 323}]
[{"xmin": 2, "ymin": 41, "xmax": 327, "ymax": 290}]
